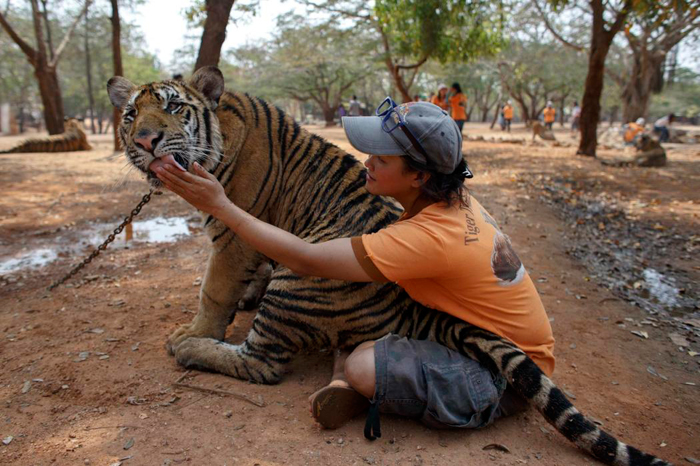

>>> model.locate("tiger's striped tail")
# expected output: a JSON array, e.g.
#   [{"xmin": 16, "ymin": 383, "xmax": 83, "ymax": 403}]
[{"xmin": 505, "ymin": 351, "xmax": 671, "ymax": 466}]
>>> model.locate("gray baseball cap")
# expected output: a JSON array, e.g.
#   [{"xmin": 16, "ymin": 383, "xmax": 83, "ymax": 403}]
[{"xmin": 342, "ymin": 100, "xmax": 465, "ymax": 175}]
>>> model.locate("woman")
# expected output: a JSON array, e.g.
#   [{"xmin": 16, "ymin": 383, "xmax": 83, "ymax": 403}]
[
  {"xmin": 151, "ymin": 98, "xmax": 554, "ymax": 434},
  {"xmin": 448, "ymin": 82, "xmax": 468, "ymax": 133},
  {"xmin": 430, "ymin": 84, "xmax": 449, "ymax": 112}
]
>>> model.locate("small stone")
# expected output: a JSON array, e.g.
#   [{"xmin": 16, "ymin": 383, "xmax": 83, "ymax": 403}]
[
  {"xmin": 569, "ymin": 343, "xmax": 576, "ymax": 349},
  {"xmin": 224, "ymin": 411, "xmax": 233, "ymax": 418},
  {"xmin": 685, "ymin": 458, "xmax": 700, "ymax": 465},
  {"xmin": 123, "ymin": 438, "xmax": 135, "ymax": 450},
  {"xmin": 21, "ymin": 380, "xmax": 31, "ymax": 394},
  {"xmin": 99, "ymin": 355, "xmax": 110, "ymax": 360},
  {"xmin": 337, "ymin": 438, "xmax": 344, "ymax": 445},
  {"xmin": 2, "ymin": 436, "xmax": 13, "ymax": 445}
]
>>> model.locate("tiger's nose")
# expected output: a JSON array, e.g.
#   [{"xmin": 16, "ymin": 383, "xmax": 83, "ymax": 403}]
[{"xmin": 134, "ymin": 131, "xmax": 164, "ymax": 153}]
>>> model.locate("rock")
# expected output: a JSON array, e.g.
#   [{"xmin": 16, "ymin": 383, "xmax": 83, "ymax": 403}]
[{"xmin": 2, "ymin": 436, "xmax": 13, "ymax": 445}]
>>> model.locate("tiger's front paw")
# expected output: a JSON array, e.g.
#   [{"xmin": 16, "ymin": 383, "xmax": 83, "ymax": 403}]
[
  {"xmin": 167, "ymin": 322, "xmax": 224, "ymax": 355},
  {"xmin": 174, "ymin": 337, "xmax": 225, "ymax": 372}
]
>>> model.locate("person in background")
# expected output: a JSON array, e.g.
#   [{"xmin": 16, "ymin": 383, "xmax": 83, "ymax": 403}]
[
  {"xmin": 413, "ymin": 95, "xmax": 423, "ymax": 102},
  {"xmin": 338, "ymin": 104, "xmax": 347, "ymax": 126},
  {"xmin": 431, "ymin": 84, "xmax": 449, "ymax": 112},
  {"xmin": 348, "ymin": 96, "xmax": 362, "ymax": 117},
  {"xmin": 543, "ymin": 101, "xmax": 556, "ymax": 131},
  {"xmin": 503, "ymin": 101, "xmax": 514, "ymax": 133},
  {"xmin": 448, "ymin": 82, "xmax": 468, "ymax": 134},
  {"xmin": 653, "ymin": 113, "xmax": 675, "ymax": 143},
  {"xmin": 570, "ymin": 101, "xmax": 581, "ymax": 133},
  {"xmin": 623, "ymin": 118, "xmax": 645, "ymax": 145}
]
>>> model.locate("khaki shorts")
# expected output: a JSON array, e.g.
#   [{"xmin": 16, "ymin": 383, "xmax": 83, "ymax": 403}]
[{"xmin": 372, "ymin": 334, "xmax": 527, "ymax": 429}]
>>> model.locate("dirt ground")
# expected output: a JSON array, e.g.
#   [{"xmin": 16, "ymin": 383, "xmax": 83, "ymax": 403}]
[{"xmin": 0, "ymin": 123, "xmax": 698, "ymax": 466}]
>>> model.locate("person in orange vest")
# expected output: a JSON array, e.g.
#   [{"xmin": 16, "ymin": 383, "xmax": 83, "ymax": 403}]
[
  {"xmin": 543, "ymin": 101, "xmax": 556, "ymax": 131},
  {"xmin": 624, "ymin": 118, "xmax": 646, "ymax": 144},
  {"xmin": 431, "ymin": 84, "xmax": 449, "ymax": 112},
  {"xmin": 503, "ymin": 101, "xmax": 514, "ymax": 133},
  {"xmin": 448, "ymin": 82, "xmax": 468, "ymax": 133}
]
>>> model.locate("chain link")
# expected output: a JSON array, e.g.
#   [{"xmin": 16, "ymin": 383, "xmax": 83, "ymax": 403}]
[{"xmin": 47, "ymin": 191, "xmax": 155, "ymax": 291}]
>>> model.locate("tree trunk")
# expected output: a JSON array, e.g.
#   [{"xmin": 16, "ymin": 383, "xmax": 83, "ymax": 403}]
[
  {"xmin": 84, "ymin": 3, "xmax": 96, "ymax": 134},
  {"xmin": 621, "ymin": 52, "xmax": 664, "ymax": 123},
  {"xmin": 577, "ymin": 0, "xmax": 630, "ymax": 157},
  {"xmin": 35, "ymin": 65, "xmax": 65, "ymax": 134},
  {"xmin": 40, "ymin": 0, "xmax": 54, "ymax": 61},
  {"xmin": 194, "ymin": 0, "xmax": 236, "ymax": 71},
  {"xmin": 577, "ymin": 43, "xmax": 607, "ymax": 156},
  {"xmin": 110, "ymin": 0, "xmax": 123, "ymax": 150},
  {"xmin": 322, "ymin": 105, "xmax": 337, "ymax": 127}
]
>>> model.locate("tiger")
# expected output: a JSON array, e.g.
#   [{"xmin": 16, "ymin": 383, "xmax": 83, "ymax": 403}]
[
  {"xmin": 532, "ymin": 120, "xmax": 556, "ymax": 141},
  {"xmin": 106, "ymin": 67, "xmax": 670, "ymax": 466},
  {"xmin": 0, "ymin": 118, "xmax": 92, "ymax": 154},
  {"xmin": 600, "ymin": 135, "xmax": 667, "ymax": 168}
]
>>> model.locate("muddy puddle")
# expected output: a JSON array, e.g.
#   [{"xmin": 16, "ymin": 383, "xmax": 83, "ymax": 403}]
[{"xmin": 0, "ymin": 216, "xmax": 199, "ymax": 275}]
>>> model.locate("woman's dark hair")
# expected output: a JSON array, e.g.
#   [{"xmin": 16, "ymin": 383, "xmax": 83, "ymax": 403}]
[
  {"xmin": 451, "ymin": 82, "xmax": 463, "ymax": 94},
  {"xmin": 401, "ymin": 156, "xmax": 470, "ymax": 209}
]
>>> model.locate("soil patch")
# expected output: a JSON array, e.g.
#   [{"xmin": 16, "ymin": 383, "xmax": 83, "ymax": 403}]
[{"xmin": 1, "ymin": 124, "xmax": 698, "ymax": 465}]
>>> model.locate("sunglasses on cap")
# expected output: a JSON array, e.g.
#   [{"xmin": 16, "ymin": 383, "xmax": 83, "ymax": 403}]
[{"xmin": 375, "ymin": 97, "xmax": 473, "ymax": 179}]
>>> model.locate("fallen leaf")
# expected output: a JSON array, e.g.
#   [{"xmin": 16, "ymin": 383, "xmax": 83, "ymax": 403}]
[
  {"xmin": 123, "ymin": 438, "xmax": 135, "ymax": 450},
  {"xmin": 647, "ymin": 366, "xmax": 668, "ymax": 381},
  {"xmin": 668, "ymin": 333, "xmax": 689, "ymax": 347},
  {"xmin": 483, "ymin": 443, "xmax": 510, "ymax": 453}
]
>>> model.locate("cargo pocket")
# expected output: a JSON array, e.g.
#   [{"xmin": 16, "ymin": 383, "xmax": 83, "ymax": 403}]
[{"xmin": 421, "ymin": 360, "xmax": 504, "ymax": 429}]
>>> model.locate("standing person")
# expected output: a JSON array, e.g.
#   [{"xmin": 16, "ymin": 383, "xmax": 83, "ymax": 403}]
[
  {"xmin": 152, "ymin": 98, "xmax": 555, "ymax": 436},
  {"xmin": 413, "ymin": 94, "xmax": 422, "ymax": 102},
  {"xmin": 430, "ymin": 84, "xmax": 449, "ymax": 112},
  {"xmin": 543, "ymin": 101, "xmax": 556, "ymax": 131},
  {"xmin": 338, "ymin": 104, "xmax": 347, "ymax": 126},
  {"xmin": 653, "ymin": 113, "xmax": 675, "ymax": 143},
  {"xmin": 570, "ymin": 101, "xmax": 581, "ymax": 133},
  {"xmin": 503, "ymin": 101, "xmax": 514, "ymax": 133},
  {"xmin": 348, "ymin": 96, "xmax": 361, "ymax": 117},
  {"xmin": 448, "ymin": 82, "xmax": 468, "ymax": 134}
]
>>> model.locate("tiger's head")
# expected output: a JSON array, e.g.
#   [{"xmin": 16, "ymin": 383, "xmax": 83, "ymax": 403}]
[{"xmin": 107, "ymin": 66, "xmax": 225, "ymax": 187}]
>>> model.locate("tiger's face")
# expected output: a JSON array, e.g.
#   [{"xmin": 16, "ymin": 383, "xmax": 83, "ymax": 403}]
[{"xmin": 107, "ymin": 67, "xmax": 225, "ymax": 187}]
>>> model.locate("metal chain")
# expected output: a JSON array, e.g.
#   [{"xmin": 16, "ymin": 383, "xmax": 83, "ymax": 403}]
[{"xmin": 47, "ymin": 191, "xmax": 155, "ymax": 291}]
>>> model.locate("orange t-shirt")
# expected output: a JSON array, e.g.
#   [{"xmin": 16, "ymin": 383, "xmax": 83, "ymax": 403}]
[
  {"xmin": 543, "ymin": 107, "xmax": 556, "ymax": 123},
  {"xmin": 624, "ymin": 122, "xmax": 644, "ymax": 143},
  {"xmin": 431, "ymin": 95, "xmax": 449, "ymax": 111},
  {"xmin": 449, "ymin": 93, "xmax": 467, "ymax": 121},
  {"xmin": 503, "ymin": 105, "xmax": 514, "ymax": 120},
  {"xmin": 356, "ymin": 197, "xmax": 555, "ymax": 376}
]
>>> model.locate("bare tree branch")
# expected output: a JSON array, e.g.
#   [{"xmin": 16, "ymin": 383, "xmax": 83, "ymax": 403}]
[
  {"xmin": 396, "ymin": 55, "xmax": 428, "ymax": 70},
  {"xmin": 533, "ymin": 0, "xmax": 585, "ymax": 52},
  {"xmin": 0, "ymin": 10, "xmax": 37, "ymax": 63},
  {"xmin": 50, "ymin": 0, "xmax": 92, "ymax": 67}
]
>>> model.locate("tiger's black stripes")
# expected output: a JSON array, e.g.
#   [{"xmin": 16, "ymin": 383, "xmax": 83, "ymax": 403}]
[
  {"xmin": 112, "ymin": 69, "xmax": 671, "ymax": 466},
  {"xmin": 244, "ymin": 93, "xmax": 260, "ymax": 127}
]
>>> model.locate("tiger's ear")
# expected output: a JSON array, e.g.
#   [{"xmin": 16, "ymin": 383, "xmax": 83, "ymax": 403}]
[
  {"xmin": 107, "ymin": 76, "xmax": 136, "ymax": 109},
  {"xmin": 189, "ymin": 66, "xmax": 224, "ymax": 107}
]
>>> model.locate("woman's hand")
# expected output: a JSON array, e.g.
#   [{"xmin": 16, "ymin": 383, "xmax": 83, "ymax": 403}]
[{"xmin": 152, "ymin": 158, "xmax": 231, "ymax": 217}]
